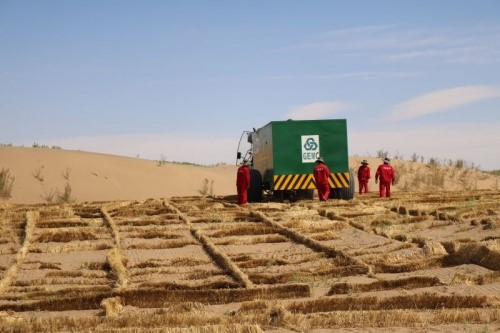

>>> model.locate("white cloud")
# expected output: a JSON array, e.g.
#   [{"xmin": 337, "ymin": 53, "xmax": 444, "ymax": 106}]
[
  {"xmin": 326, "ymin": 25, "xmax": 394, "ymax": 37},
  {"xmin": 286, "ymin": 101, "xmax": 349, "ymax": 120},
  {"xmin": 316, "ymin": 71, "xmax": 420, "ymax": 80},
  {"xmin": 389, "ymin": 85, "xmax": 500, "ymax": 121},
  {"xmin": 389, "ymin": 47, "xmax": 482, "ymax": 60},
  {"xmin": 320, "ymin": 24, "xmax": 500, "ymax": 65}
]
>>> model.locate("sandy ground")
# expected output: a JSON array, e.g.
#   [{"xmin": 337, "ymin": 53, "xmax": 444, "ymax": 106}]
[
  {"xmin": 0, "ymin": 148, "xmax": 499, "ymax": 332},
  {"xmin": 0, "ymin": 147, "xmax": 237, "ymax": 203},
  {"xmin": 0, "ymin": 193, "xmax": 498, "ymax": 332},
  {"xmin": 1, "ymin": 147, "xmax": 497, "ymax": 204}
]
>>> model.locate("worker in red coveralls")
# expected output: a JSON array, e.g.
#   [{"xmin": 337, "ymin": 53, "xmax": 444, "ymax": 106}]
[
  {"xmin": 313, "ymin": 157, "xmax": 331, "ymax": 201},
  {"xmin": 375, "ymin": 157, "xmax": 396, "ymax": 198},
  {"xmin": 236, "ymin": 161, "xmax": 251, "ymax": 205},
  {"xmin": 357, "ymin": 160, "xmax": 371, "ymax": 194}
]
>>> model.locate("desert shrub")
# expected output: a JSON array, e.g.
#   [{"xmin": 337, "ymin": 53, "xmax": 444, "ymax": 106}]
[
  {"xmin": 491, "ymin": 178, "xmax": 500, "ymax": 191},
  {"xmin": 392, "ymin": 151, "xmax": 404, "ymax": 160},
  {"xmin": 41, "ymin": 189, "xmax": 55, "ymax": 203},
  {"xmin": 199, "ymin": 178, "xmax": 214, "ymax": 196},
  {"xmin": 52, "ymin": 167, "xmax": 74, "ymax": 203},
  {"xmin": 400, "ymin": 180, "xmax": 412, "ymax": 191},
  {"xmin": 392, "ymin": 162, "xmax": 406, "ymax": 185},
  {"xmin": 485, "ymin": 169, "xmax": 500, "ymax": 176},
  {"xmin": 376, "ymin": 149, "xmax": 389, "ymax": 159},
  {"xmin": 57, "ymin": 182, "xmax": 73, "ymax": 203},
  {"xmin": 32, "ymin": 165, "xmax": 45, "ymax": 182},
  {"xmin": 157, "ymin": 154, "xmax": 167, "ymax": 167},
  {"xmin": 32, "ymin": 143, "xmax": 61, "ymax": 149},
  {"xmin": 427, "ymin": 157, "xmax": 440, "ymax": 167},
  {"xmin": 426, "ymin": 168, "xmax": 446, "ymax": 188},
  {"xmin": 62, "ymin": 167, "xmax": 71, "ymax": 181},
  {"xmin": 32, "ymin": 142, "xmax": 51, "ymax": 148},
  {"xmin": 454, "ymin": 159, "xmax": 465, "ymax": 169},
  {"xmin": 0, "ymin": 167, "xmax": 15, "ymax": 199}
]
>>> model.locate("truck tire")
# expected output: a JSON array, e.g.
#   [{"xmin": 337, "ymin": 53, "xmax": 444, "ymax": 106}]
[
  {"xmin": 297, "ymin": 189, "xmax": 314, "ymax": 200},
  {"xmin": 248, "ymin": 169, "xmax": 263, "ymax": 202},
  {"xmin": 339, "ymin": 170, "xmax": 355, "ymax": 200},
  {"xmin": 272, "ymin": 189, "xmax": 313, "ymax": 202}
]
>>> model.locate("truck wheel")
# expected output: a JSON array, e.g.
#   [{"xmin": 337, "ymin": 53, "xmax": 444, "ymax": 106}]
[
  {"xmin": 248, "ymin": 169, "xmax": 263, "ymax": 202},
  {"xmin": 273, "ymin": 190, "xmax": 284, "ymax": 202},
  {"xmin": 339, "ymin": 170, "xmax": 355, "ymax": 200},
  {"xmin": 297, "ymin": 189, "xmax": 314, "ymax": 200},
  {"xmin": 329, "ymin": 188, "xmax": 341, "ymax": 199}
]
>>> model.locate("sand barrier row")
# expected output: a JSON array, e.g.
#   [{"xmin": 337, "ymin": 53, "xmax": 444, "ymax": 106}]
[
  {"xmin": 0, "ymin": 211, "xmax": 38, "ymax": 293},
  {"xmin": 249, "ymin": 210, "xmax": 370, "ymax": 273},
  {"xmin": 286, "ymin": 293, "xmax": 496, "ymax": 313},
  {"xmin": 101, "ymin": 205, "xmax": 128, "ymax": 290},
  {"xmin": 327, "ymin": 276, "xmax": 443, "ymax": 295},
  {"xmin": 163, "ymin": 199, "xmax": 254, "ymax": 289}
]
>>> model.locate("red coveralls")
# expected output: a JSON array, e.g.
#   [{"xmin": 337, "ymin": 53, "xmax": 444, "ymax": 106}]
[
  {"xmin": 313, "ymin": 162, "xmax": 331, "ymax": 201},
  {"xmin": 357, "ymin": 165, "xmax": 370, "ymax": 194},
  {"xmin": 375, "ymin": 163, "xmax": 395, "ymax": 198},
  {"xmin": 236, "ymin": 165, "xmax": 250, "ymax": 205}
]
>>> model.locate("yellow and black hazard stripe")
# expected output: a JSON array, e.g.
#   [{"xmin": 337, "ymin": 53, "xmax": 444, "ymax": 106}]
[{"xmin": 273, "ymin": 172, "xmax": 350, "ymax": 191}]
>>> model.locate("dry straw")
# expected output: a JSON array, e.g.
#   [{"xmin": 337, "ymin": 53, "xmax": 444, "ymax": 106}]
[
  {"xmin": 444, "ymin": 240, "xmax": 500, "ymax": 270},
  {"xmin": 249, "ymin": 210, "xmax": 370, "ymax": 273},
  {"xmin": 115, "ymin": 284, "xmax": 309, "ymax": 308},
  {"xmin": 101, "ymin": 207, "xmax": 122, "ymax": 247},
  {"xmin": 81, "ymin": 325, "xmax": 264, "ymax": 333},
  {"xmin": 327, "ymin": 276, "xmax": 442, "ymax": 295},
  {"xmin": 373, "ymin": 256, "xmax": 444, "ymax": 273},
  {"xmin": 100, "ymin": 296, "xmax": 124, "ymax": 317},
  {"xmin": 0, "ymin": 211, "xmax": 38, "ymax": 293},
  {"xmin": 294, "ymin": 308, "xmax": 497, "ymax": 328},
  {"xmin": 35, "ymin": 227, "xmax": 98, "ymax": 242},
  {"xmin": 164, "ymin": 199, "xmax": 254, "ymax": 289},
  {"xmin": 286, "ymin": 293, "xmax": 494, "ymax": 313},
  {"xmin": 106, "ymin": 247, "xmax": 128, "ymax": 289},
  {"xmin": 102, "ymin": 205, "xmax": 129, "ymax": 289},
  {"xmin": 37, "ymin": 240, "xmax": 112, "ymax": 253}
]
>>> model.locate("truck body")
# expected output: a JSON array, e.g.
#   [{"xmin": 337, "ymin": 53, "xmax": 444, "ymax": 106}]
[{"xmin": 237, "ymin": 119, "xmax": 354, "ymax": 201}]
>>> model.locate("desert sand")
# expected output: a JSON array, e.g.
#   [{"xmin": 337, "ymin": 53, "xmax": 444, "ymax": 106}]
[
  {"xmin": 0, "ymin": 147, "xmax": 237, "ymax": 204},
  {"xmin": 0, "ymin": 147, "xmax": 499, "ymax": 333},
  {"xmin": 1, "ymin": 147, "xmax": 498, "ymax": 204}
]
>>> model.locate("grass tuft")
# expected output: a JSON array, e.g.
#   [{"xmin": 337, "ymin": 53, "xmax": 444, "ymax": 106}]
[{"xmin": 0, "ymin": 167, "xmax": 15, "ymax": 199}]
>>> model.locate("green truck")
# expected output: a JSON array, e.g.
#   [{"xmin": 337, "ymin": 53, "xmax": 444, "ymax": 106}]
[{"xmin": 236, "ymin": 119, "xmax": 355, "ymax": 202}]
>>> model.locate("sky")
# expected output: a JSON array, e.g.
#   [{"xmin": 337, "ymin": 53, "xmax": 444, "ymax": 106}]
[{"xmin": 1, "ymin": 1, "xmax": 499, "ymax": 169}]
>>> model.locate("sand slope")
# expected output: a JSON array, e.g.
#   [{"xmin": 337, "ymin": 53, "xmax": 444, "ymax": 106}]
[
  {"xmin": 0, "ymin": 147, "xmax": 237, "ymax": 204},
  {"xmin": 1, "ymin": 147, "xmax": 497, "ymax": 204}
]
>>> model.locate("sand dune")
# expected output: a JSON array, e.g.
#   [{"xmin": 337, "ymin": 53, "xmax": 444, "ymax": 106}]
[
  {"xmin": 0, "ymin": 147, "xmax": 497, "ymax": 204},
  {"xmin": 0, "ymin": 147, "xmax": 237, "ymax": 204}
]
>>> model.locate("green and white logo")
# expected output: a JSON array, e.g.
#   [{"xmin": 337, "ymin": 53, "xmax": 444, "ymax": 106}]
[{"xmin": 301, "ymin": 135, "xmax": 320, "ymax": 163}]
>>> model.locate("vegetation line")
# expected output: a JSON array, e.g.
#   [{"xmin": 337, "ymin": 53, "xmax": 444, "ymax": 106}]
[{"xmin": 0, "ymin": 211, "xmax": 38, "ymax": 292}]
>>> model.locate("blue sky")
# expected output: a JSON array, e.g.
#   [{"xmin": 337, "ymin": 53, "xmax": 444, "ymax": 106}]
[{"xmin": 1, "ymin": 1, "xmax": 499, "ymax": 169}]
